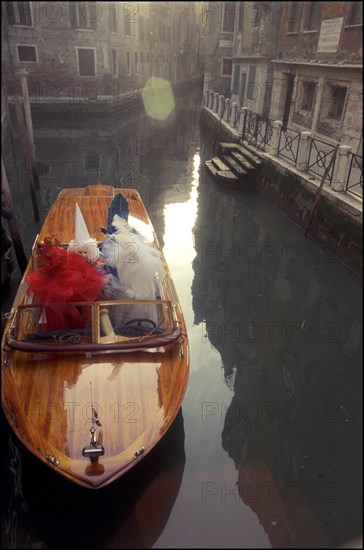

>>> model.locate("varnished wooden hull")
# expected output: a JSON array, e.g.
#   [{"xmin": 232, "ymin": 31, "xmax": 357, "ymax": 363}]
[{"xmin": 1, "ymin": 185, "xmax": 189, "ymax": 489}]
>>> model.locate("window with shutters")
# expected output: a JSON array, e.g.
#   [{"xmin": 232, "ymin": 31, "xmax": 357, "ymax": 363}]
[
  {"xmin": 347, "ymin": 2, "xmax": 362, "ymax": 25},
  {"xmin": 5, "ymin": 1, "xmax": 32, "ymax": 26},
  {"xmin": 299, "ymin": 81, "xmax": 317, "ymax": 111},
  {"xmin": 246, "ymin": 66, "xmax": 257, "ymax": 100},
  {"xmin": 222, "ymin": 2, "xmax": 236, "ymax": 32},
  {"xmin": 71, "ymin": 2, "xmax": 97, "ymax": 30},
  {"xmin": 305, "ymin": 2, "xmax": 321, "ymax": 31},
  {"xmin": 111, "ymin": 49, "xmax": 117, "ymax": 76},
  {"xmin": 287, "ymin": 2, "xmax": 301, "ymax": 32},
  {"xmin": 77, "ymin": 48, "xmax": 96, "ymax": 77},
  {"xmin": 222, "ymin": 58, "xmax": 233, "ymax": 76},
  {"xmin": 320, "ymin": 83, "xmax": 348, "ymax": 122}
]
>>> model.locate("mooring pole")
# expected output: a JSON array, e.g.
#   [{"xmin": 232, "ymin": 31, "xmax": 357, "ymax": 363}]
[
  {"xmin": 2, "ymin": 88, "xmax": 15, "ymax": 148},
  {"xmin": 1, "ymin": 159, "xmax": 27, "ymax": 274},
  {"xmin": 14, "ymin": 96, "xmax": 40, "ymax": 221},
  {"xmin": 18, "ymin": 68, "xmax": 40, "ymax": 189}
]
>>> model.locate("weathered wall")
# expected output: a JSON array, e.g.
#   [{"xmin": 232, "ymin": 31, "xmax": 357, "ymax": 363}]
[
  {"xmin": 200, "ymin": 107, "xmax": 362, "ymax": 278},
  {"xmin": 203, "ymin": 1, "xmax": 233, "ymax": 96},
  {"xmin": 200, "ymin": 106, "xmax": 239, "ymax": 145},
  {"xmin": 277, "ymin": 2, "xmax": 362, "ymax": 63},
  {"xmin": 256, "ymin": 162, "xmax": 362, "ymax": 278},
  {"xmin": 271, "ymin": 64, "xmax": 363, "ymax": 150},
  {"xmin": 2, "ymin": 2, "xmax": 204, "ymax": 100}
]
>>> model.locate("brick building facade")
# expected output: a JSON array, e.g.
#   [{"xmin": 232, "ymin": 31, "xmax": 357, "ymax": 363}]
[
  {"xmin": 203, "ymin": 1, "xmax": 362, "ymax": 154},
  {"xmin": 2, "ymin": 1, "xmax": 204, "ymax": 100}
]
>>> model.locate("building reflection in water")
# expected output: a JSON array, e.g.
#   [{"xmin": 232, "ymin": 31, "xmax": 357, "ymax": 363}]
[{"xmin": 191, "ymin": 173, "xmax": 362, "ymax": 548}]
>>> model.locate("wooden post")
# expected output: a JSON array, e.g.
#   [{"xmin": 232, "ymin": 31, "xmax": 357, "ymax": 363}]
[
  {"xmin": 2, "ymin": 88, "xmax": 15, "ymax": 145},
  {"xmin": 14, "ymin": 96, "xmax": 40, "ymax": 221},
  {"xmin": 18, "ymin": 69, "xmax": 40, "ymax": 189},
  {"xmin": 1, "ymin": 159, "xmax": 28, "ymax": 274},
  {"xmin": 304, "ymin": 144, "xmax": 339, "ymax": 238}
]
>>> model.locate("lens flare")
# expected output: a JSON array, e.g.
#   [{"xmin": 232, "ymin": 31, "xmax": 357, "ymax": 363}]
[{"xmin": 142, "ymin": 77, "xmax": 175, "ymax": 120}]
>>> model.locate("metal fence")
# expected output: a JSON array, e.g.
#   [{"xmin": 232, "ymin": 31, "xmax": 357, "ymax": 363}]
[
  {"xmin": 307, "ymin": 137, "xmax": 337, "ymax": 185},
  {"xmin": 204, "ymin": 93, "xmax": 362, "ymax": 200},
  {"xmin": 346, "ymin": 153, "xmax": 363, "ymax": 198},
  {"xmin": 242, "ymin": 110, "xmax": 273, "ymax": 150},
  {"xmin": 278, "ymin": 126, "xmax": 301, "ymax": 166}
]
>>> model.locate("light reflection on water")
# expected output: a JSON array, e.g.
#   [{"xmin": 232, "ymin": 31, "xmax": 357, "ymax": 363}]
[
  {"xmin": 1, "ymin": 88, "xmax": 362, "ymax": 549},
  {"xmin": 163, "ymin": 152, "xmax": 200, "ymax": 257},
  {"xmin": 162, "ymin": 152, "xmax": 200, "ymax": 370}
]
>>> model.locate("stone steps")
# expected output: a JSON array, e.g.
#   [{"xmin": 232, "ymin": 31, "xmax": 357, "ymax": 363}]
[
  {"xmin": 204, "ymin": 160, "xmax": 239, "ymax": 185},
  {"xmin": 204, "ymin": 142, "xmax": 262, "ymax": 189},
  {"xmin": 211, "ymin": 156, "xmax": 233, "ymax": 173},
  {"xmin": 229, "ymin": 151, "xmax": 256, "ymax": 172},
  {"xmin": 221, "ymin": 153, "xmax": 251, "ymax": 177},
  {"xmin": 218, "ymin": 142, "xmax": 262, "ymax": 168}
]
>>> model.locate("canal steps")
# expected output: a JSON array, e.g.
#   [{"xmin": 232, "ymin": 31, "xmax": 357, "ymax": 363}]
[
  {"xmin": 204, "ymin": 142, "xmax": 261, "ymax": 188},
  {"xmin": 219, "ymin": 142, "xmax": 262, "ymax": 168}
]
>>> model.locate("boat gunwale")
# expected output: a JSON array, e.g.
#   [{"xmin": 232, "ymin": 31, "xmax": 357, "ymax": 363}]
[
  {"xmin": 5, "ymin": 327, "xmax": 183, "ymax": 353},
  {"xmin": 6, "ymin": 297, "xmax": 183, "ymax": 352}
]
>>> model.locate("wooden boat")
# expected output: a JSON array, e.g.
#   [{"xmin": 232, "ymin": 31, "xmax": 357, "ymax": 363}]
[{"xmin": 1, "ymin": 185, "xmax": 189, "ymax": 489}]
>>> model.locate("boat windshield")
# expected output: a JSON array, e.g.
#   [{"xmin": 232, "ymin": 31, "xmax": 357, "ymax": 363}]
[{"xmin": 7, "ymin": 300, "xmax": 180, "ymax": 352}]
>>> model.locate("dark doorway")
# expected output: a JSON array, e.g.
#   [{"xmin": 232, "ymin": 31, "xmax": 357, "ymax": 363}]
[{"xmin": 282, "ymin": 73, "xmax": 295, "ymax": 128}]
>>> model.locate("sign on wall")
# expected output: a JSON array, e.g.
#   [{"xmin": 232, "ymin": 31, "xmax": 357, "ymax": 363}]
[{"xmin": 317, "ymin": 18, "xmax": 344, "ymax": 53}]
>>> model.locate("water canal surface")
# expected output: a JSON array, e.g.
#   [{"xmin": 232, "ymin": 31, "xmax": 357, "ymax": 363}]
[{"xmin": 1, "ymin": 88, "xmax": 362, "ymax": 548}]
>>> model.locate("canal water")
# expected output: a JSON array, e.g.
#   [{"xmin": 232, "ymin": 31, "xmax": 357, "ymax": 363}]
[{"xmin": 1, "ymin": 87, "xmax": 362, "ymax": 548}]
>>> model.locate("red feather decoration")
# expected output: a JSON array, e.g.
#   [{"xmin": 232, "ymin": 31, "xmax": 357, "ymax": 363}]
[{"xmin": 26, "ymin": 236, "xmax": 104, "ymax": 331}]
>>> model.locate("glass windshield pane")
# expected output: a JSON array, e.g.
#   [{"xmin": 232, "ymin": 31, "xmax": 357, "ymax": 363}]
[{"xmin": 14, "ymin": 301, "xmax": 175, "ymax": 346}]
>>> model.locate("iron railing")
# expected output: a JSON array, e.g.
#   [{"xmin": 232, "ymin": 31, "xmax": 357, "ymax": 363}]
[
  {"xmin": 242, "ymin": 110, "xmax": 272, "ymax": 150},
  {"xmin": 204, "ymin": 93, "xmax": 362, "ymax": 200},
  {"xmin": 307, "ymin": 137, "xmax": 337, "ymax": 184},
  {"xmin": 346, "ymin": 153, "xmax": 363, "ymax": 198},
  {"xmin": 278, "ymin": 126, "xmax": 301, "ymax": 166}
]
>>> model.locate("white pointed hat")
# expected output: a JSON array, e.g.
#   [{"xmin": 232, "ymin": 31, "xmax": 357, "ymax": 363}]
[{"xmin": 68, "ymin": 203, "xmax": 99, "ymax": 261}]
